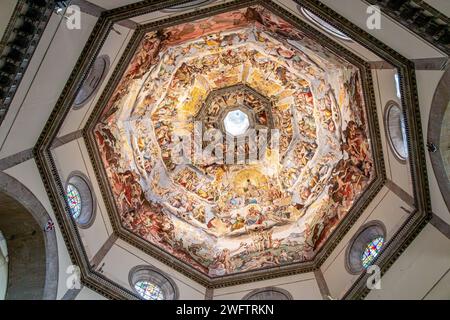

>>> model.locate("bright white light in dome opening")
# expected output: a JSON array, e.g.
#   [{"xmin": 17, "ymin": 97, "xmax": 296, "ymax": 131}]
[{"xmin": 224, "ymin": 110, "xmax": 250, "ymax": 136}]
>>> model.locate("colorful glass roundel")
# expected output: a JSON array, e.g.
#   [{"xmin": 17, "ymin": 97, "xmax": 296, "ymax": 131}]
[
  {"xmin": 66, "ymin": 184, "xmax": 82, "ymax": 219},
  {"xmin": 361, "ymin": 236, "xmax": 384, "ymax": 268}
]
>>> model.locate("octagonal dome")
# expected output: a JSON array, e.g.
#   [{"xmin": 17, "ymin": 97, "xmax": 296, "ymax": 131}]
[{"xmin": 91, "ymin": 5, "xmax": 375, "ymax": 279}]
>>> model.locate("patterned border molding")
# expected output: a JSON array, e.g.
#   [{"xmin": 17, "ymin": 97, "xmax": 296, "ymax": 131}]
[
  {"xmin": 0, "ymin": 0, "xmax": 55, "ymax": 126},
  {"xmin": 33, "ymin": 0, "xmax": 430, "ymax": 299}
]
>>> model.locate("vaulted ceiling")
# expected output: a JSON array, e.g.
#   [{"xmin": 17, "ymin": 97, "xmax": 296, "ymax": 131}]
[{"xmin": 5, "ymin": 0, "xmax": 443, "ymax": 300}]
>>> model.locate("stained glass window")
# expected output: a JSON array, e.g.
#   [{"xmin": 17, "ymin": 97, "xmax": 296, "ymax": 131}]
[
  {"xmin": 361, "ymin": 236, "xmax": 384, "ymax": 268},
  {"xmin": 134, "ymin": 281, "xmax": 164, "ymax": 300},
  {"xmin": 66, "ymin": 184, "xmax": 82, "ymax": 219}
]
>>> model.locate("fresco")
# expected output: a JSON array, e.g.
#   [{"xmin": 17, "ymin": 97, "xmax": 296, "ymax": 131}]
[{"xmin": 94, "ymin": 6, "xmax": 374, "ymax": 277}]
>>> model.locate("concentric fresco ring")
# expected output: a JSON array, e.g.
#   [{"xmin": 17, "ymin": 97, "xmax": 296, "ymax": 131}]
[{"xmin": 93, "ymin": 6, "xmax": 374, "ymax": 277}]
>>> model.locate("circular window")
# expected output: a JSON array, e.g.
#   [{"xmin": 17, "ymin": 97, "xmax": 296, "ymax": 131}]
[
  {"xmin": 65, "ymin": 172, "xmax": 96, "ymax": 228},
  {"xmin": 73, "ymin": 55, "xmax": 110, "ymax": 109},
  {"xmin": 345, "ymin": 221, "xmax": 386, "ymax": 274},
  {"xmin": 385, "ymin": 101, "xmax": 408, "ymax": 161},
  {"xmin": 161, "ymin": 0, "xmax": 216, "ymax": 12},
  {"xmin": 243, "ymin": 287, "xmax": 293, "ymax": 300},
  {"xmin": 299, "ymin": 7, "xmax": 352, "ymax": 41},
  {"xmin": 129, "ymin": 265, "xmax": 178, "ymax": 300}
]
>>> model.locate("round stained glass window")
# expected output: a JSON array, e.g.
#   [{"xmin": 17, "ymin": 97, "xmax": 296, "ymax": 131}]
[
  {"xmin": 345, "ymin": 221, "xmax": 386, "ymax": 274},
  {"xmin": 134, "ymin": 280, "xmax": 164, "ymax": 300},
  {"xmin": 66, "ymin": 184, "xmax": 82, "ymax": 219},
  {"xmin": 361, "ymin": 236, "xmax": 384, "ymax": 269},
  {"xmin": 223, "ymin": 109, "xmax": 250, "ymax": 136},
  {"xmin": 65, "ymin": 173, "xmax": 96, "ymax": 228}
]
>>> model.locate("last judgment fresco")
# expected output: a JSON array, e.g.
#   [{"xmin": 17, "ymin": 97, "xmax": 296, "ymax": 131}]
[{"xmin": 93, "ymin": 6, "xmax": 374, "ymax": 277}]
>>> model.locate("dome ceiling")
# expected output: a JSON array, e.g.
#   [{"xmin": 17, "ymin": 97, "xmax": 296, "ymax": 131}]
[
  {"xmin": 93, "ymin": 6, "xmax": 374, "ymax": 277},
  {"xmin": 34, "ymin": 0, "xmax": 431, "ymax": 297}
]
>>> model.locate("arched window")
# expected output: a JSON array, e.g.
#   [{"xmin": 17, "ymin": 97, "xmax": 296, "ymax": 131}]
[
  {"xmin": 385, "ymin": 101, "xmax": 408, "ymax": 161},
  {"xmin": 299, "ymin": 7, "xmax": 352, "ymax": 41},
  {"xmin": 345, "ymin": 221, "xmax": 386, "ymax": 274},
  {"xmin": 65, "ymin": 172, "xmax": 96, "ymax": 228},
  {"xmin": 161, "ymin": 0, "xmax": 216, "ymax": 12},
  {"xmin": 242, "ymin": 287, "xmax": 293, "ymax": 300},
  {"xmin": 129, "ymin": 265, "xmax": 178, "ymax": 300},
  {"xmin": 72, "ymin": 55, "xmax": 110, "ymax": 110}
]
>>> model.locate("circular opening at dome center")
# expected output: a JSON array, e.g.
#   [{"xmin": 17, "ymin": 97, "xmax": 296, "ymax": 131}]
[{"xmin": 223, "ymin": 109, "xmax": 250, "ymax": 136}]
